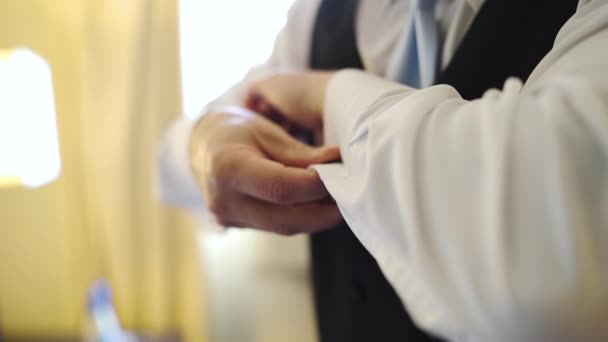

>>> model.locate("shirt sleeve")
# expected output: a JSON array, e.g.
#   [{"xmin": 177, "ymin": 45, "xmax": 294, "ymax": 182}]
[
  {"xmin": 314, "ymin": 2, "xmax": 608, "ymax": 341},
  {"xmin": 157, "ymin": 0, "xmax": 321, "ymax": 214}
]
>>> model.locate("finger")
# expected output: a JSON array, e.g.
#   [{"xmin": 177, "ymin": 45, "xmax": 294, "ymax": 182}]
[
  {"xmin": 256, "ymin": 108, "xmax": 313, "ymax": 145},
  {"xmin": 236, "ymin": 195, "xmax": 343, "ymax": 235},
  {"xmin": 257, "ymin": 123, "xmax": 340, "ymax": 167},
  {"xmin": 222, "ymin": 151, "xmax": 332, "ymax": 204},
  {"xmin": 244, "ymin": 91, "xmax": 282, "ymax": 122},
  {"xmin": 249, "ymin": 83, "xmax": 321, "ymax": 130},
  {"xmin": 243, "ymin": 91, "xmax": 263, "ymax": 113},
  {"xmin": 263, "ymin": 139, "xmax": 340, "ymax": 168}
]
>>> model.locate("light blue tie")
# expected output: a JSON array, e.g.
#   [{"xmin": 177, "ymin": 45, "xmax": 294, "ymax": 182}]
[{"xmin": 388, "ymin": 0, "xmax": 442, "ymax": 88}]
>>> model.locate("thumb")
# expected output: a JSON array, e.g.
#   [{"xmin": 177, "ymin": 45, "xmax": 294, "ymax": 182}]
[{"xmin": 258, "ymin": 123, "xmax": 340, "ymax": 168}]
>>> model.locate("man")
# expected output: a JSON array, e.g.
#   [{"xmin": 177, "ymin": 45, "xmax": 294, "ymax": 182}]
[{"xmin": 159, "ymin": 0, "xmax": 608, "ymax": 340}]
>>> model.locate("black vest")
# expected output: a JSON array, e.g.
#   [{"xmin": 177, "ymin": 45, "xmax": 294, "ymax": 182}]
[{"xmin": 308, "ymin": 0, "xmax": 578, "ymax": 341}]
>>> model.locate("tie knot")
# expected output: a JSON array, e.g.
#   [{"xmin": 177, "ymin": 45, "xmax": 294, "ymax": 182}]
[{"xmin": 417, "ymin": 0, "xmax": 438, "ymax": 11}]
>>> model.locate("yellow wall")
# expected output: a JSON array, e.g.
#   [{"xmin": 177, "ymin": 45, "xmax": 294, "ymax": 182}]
[{"xmin": 0, "ymin": 1, "xmax": 207, "ymax": 340}]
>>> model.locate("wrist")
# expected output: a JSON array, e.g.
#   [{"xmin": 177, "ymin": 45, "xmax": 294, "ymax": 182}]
[{"xmin": 306, "ymin": 71, "xmax": 336, "ymax": 122}]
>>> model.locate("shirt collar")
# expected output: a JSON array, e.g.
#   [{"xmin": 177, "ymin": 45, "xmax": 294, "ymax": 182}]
[
  {"xmin": 395, "ymin": 0, "xmax": 486, "ymax": 15},
  {"xmin": 466, "ymin": 0, "xmax": 485, "ymax": 13}
]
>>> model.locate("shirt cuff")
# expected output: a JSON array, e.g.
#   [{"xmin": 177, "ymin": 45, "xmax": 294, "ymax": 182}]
[
  {"xmin": 323, "ymin": 69, "xmax": 411, "ymax": 147},
  {"xmin": 157, "ymin": 116, "xmax": 203, "ymax": 208}
]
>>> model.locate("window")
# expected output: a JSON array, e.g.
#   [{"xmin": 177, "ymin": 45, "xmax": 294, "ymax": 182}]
[
  {"xmin": 0, "ymin": 48, "xmax": 60, "ymax": 188},
  {"xmin": 179, "ymin": 0, "xmax": 296, "ymax": 118}
]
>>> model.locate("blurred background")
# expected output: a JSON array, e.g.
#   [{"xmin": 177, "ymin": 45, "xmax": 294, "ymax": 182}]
[{"xmin": 0, "ymin": 0, "xmax": 317, "ymax": 341}]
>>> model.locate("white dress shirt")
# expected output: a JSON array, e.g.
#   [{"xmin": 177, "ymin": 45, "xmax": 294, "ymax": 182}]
[
  {"xmin": 159, "ymin": 0, "xmax": 608, "ymax": 341},
  {"xmin": 158, "ymin": 0, "xmax": 478, "ymax": 211}
]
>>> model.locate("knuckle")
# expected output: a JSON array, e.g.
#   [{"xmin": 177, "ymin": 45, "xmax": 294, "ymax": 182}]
[
  {"xmin": 271, "ymin": 224, "xmax": 297, "ymax": 236},
  {"xmin": 207, "ymin": 194, "xmax": 230, "ymax": 218},
  {"xmin": 265, "ymin": 177, "xmax": 293, "ymax": 203},
  {"xmin": 209, "ymin": 151, "xmax": 235, "ymax": 189},
  {"xmin": 268, "ymin": 220, "xmax": 299, "ymax": 236},
  {"xmin": 215, "ymin": 215, "xmax": 235, "ymax": 228},
  {"xmin": 280, "ymin": 226, "xmax": 299, "ymax": 236}
]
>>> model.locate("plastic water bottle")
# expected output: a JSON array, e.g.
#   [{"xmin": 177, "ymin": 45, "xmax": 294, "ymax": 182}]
[{"xmin": 88, "ymin": 280, "xmax": 136, "ymax": 342}]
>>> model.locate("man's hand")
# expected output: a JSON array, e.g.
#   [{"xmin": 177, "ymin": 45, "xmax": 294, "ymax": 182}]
[
  {"xmin": 245, "ymin": 71, "xmax": 336, "ymax": 137},
  {"xmin": 190, "ymin": 106, "xmax": 342, "ymax": 235}
]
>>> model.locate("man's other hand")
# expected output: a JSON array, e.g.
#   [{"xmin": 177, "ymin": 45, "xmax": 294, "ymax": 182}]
[
  {"xmin": 190, "ymin": 106, "xmax": 342, "ymax": 235},
  {"xmin": 244, "ymin": 71, "xmax": 335, "ymax": 138}
]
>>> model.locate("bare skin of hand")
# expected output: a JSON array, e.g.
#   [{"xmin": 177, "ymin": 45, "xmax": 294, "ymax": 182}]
[
  {"xmin": 190, "ymin": 106, "xmax": 342, "ymax": 235},
  {"xmin": 245, "ymin": 71, "xmax": 335, "ymax": 139}
]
